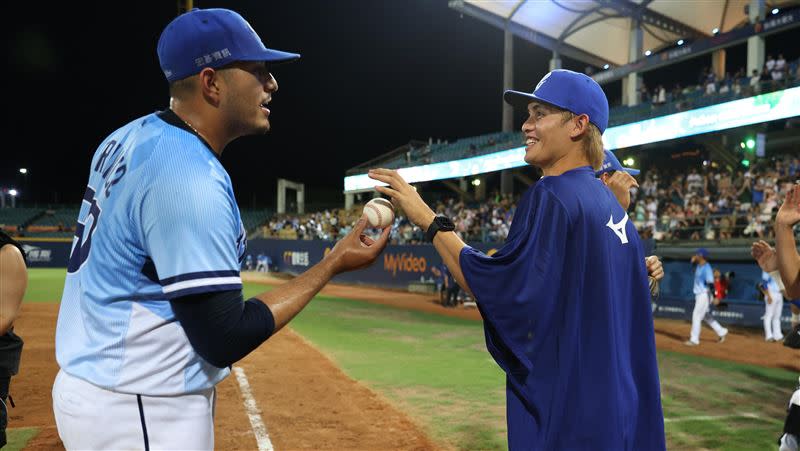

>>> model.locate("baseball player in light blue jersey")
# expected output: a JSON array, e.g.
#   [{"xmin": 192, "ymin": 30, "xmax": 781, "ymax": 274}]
[
  {"xmin": 760, "ymin": 270, "xmax": 785, "ymax": 342},
  {"xmin": 52, "ymin": 8, "xmax": 390, "ymax": 450},
  {"xmin": 685, "ymin": 248, "xmax": 728, "ymax": 346},
  {"xmin": 369, "ymin": 70, "xmax": 665, "ymax": 450}
]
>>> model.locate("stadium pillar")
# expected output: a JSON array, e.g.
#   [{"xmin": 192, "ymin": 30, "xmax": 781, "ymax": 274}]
[
  {"xmin": 549, "ymin": 51, "xmax": 562, "ymax": 71},
  {"xmin": 345, "ymin": 193, "xmax": 354, "ymax": 210},
  {"xmin": 624, "ymin": 20, "xmax": 643, "ymax": 106},
  {"xmin": 503, "ymin": 25, "xmax": 514, "ymax": 133},
  {"xmin": 501, "ymin": 170, "xmax": 513, "ymax": 196},
  {"xmin": 712, "ymin": 49, "xmax": 726, "ymax": 81},
  {"xmin": 460, "ymin": 178, "xmax": 468, "ymax": 202},
  {"xmin": 474, "ymin": 176, "xmax": 486, "ymax": 201},
  {"xmin": 747, "ymin": 0, "xmax": 766, "ymax": 76}
]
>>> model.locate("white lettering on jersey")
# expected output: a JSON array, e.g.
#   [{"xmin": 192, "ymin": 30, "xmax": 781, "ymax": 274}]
[{"xmin": 606, "ymin": 213, "xmax": 629, "ymax": 244}]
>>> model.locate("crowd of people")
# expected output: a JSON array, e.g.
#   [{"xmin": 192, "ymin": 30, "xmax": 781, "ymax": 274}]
[
  {"xmin": 633, "ymin": 153, "xmax": 800, "ymax": 241},
  {"xmin": 263, "ymin": 153, "xmax": 799, "ymax": 245}
]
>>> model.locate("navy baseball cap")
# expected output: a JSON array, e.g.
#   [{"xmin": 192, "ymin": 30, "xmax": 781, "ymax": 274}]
[
  {"xmin": 696, "ymin": 248, "xmax": 709, "ymax": 258},
  {"xmin": 504, "ymin": 69, "xmax": 610, "ymax": 134},
  {"xmin": 158, "ymin": 8, "xmax": 300, "ymax": 82},
  {"xmin": 596, "ymin": 150, "xmax": 640, "ymax": 176}
]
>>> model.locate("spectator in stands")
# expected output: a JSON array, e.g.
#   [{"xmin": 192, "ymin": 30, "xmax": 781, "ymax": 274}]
[
  {"xmin": 750, "ymin": 69, "xmax": 762, "ymax": 95},
  {"xmin": 766, "ymin": 54, "xmax": 776, "ymax": 74}
]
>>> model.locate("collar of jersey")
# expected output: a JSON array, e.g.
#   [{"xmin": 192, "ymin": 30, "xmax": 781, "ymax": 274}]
[{"xmin": 156, "ymin": 109, "xmax": 219, "ymax": 160}]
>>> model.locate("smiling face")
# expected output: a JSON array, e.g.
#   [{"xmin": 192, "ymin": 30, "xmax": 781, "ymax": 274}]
[
  {"xmin": 217, "ymin": 61, "xmax": 278, "ymax": 135},
  {"xmin": 521, "ymin": 101, "xmax": 576, "ymax": 169}
]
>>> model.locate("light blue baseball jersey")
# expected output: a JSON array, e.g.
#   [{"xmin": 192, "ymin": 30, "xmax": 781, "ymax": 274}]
[
  {"xmin": 693, "ymin": 263, "xmax": 714, "ymax": 295},
  {"xmin": 55, "ymin": 110, "xmax": 247, "ymax": 396},
  {"xmin": 762, "ymin": 271, "xmax": 782, "ymax": 296}
]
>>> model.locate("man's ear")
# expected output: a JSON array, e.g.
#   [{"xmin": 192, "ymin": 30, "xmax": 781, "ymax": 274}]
[
  {"xmin": 198, "ymin": 67, "xmax": 222, "ymax": 106},
  {"xmin": 570, "ymin": 114, "xmax": 590, "ymax": 140}
]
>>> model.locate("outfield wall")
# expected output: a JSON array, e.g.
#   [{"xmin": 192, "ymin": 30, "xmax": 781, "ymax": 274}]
[{"xmin": 18, "ymin": 237, "xmax": 795, "ymax": 328}]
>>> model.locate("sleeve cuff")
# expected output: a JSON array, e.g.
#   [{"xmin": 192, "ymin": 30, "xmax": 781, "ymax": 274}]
[{"xmin": 160, "ymin": 270, "xmax": 242, "ymax": 299}]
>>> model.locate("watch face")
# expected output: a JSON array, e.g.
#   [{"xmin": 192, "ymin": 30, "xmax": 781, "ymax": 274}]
[{"xmin": 437, "ymin": 216, "xmax": 455, "ymax": 230}]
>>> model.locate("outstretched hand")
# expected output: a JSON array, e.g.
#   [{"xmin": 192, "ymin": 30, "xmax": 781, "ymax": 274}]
[
  {"xmin": 326, "ymin": 216, "xmax": 391, "ymax": 274},
  {"xmin": 368, "ymin": 168, "xmax": 436, "ymax": 230},
  {"xmin": 776, "ymin": 184, "xmax": 800, "ymax": 229},
  {"xmin": 751, "ymin": 240, "xmax": 778, "ymax": 272}
]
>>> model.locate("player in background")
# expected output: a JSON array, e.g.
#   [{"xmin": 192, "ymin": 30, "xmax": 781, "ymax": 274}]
[
  {"xmin": 685, "ymin": 248, "xmax": 728, "ymax": 346},
  {"xmin": 52, "ymin": 9, "xmax": 390, "ymax": 450},
  {"xmin": 752, "ymin": 240, "xmax": 800, "ymax": 332},
  {"xmin": 369, "ymin": 69, "xmax": 665, "ymax": 450},
  {"xmin": 759, "ymin": 270, "xmax": 785, "ymax": 342},
  {"xmin": 595, "ymin": 149, "xmax": 664, "ymax": 301}
]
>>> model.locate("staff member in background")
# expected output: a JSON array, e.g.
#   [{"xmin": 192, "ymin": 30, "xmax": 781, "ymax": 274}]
[
  {"xmin": 685, "ymin": 248, "xmax": 729, "ymax": 346},
  {"xmin": 0, "ymin": 230, "xmax": 27, "ymax": 449}
]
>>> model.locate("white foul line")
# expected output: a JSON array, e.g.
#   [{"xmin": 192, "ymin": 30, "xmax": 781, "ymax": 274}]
[
  {"xmin": 664, "ymin": 412, "xmax": 761, "ymax": 423},
  {"xmin": 234, "ymin": 366, "xmax": 274, "ymax": 451}
]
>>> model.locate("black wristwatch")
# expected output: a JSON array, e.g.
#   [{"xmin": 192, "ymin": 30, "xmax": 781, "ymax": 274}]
[{"xmin": 425, "ymin": 216, "xmax": 456, "ymax": 242}]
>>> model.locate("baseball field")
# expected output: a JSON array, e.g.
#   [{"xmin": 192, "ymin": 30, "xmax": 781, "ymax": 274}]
[{"xmin": 5, "ymin": 268, "xmax": 800, "ymax": 450}]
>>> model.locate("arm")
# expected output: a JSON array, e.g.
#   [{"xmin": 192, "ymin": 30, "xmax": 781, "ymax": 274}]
[
  {"xmin": 775, "ymin": 184, "xmax": 800, "ymax": 298},
  {"xmin": 368, "ymin": 169, "xmax": 473, "ymax": 295},
  {"xmin": 0, "ymin": 245, "xmax": 27, "ymax": 335},
  {"xmin": 604, "ymin": 172, "xmax": 639, "ymax": 210},
  {"xmin": 255, "ymin": 219, "xmax": 390, "ymax": 331}
]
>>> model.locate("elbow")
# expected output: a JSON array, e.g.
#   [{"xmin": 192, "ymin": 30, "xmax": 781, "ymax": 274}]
[{"xmin": 196, "ymin": 347, "xmax": 237, "ymax": 369}]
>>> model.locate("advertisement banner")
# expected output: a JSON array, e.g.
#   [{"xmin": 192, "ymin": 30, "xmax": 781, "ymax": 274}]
[{"xmin": 16, "ymin": 238, "xmax": 72, "ymax": 268}]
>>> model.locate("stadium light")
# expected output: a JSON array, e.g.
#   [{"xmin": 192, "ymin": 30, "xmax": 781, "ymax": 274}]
[
  {"xmin": 471, "ymin": 179, "xmax": 481, "ymax": 186},
  {"xmin": 8, "ymin": 189, "xmax": 17, "ymax": 197},
  {"xmin": 603, "ymin": 64, "xmax": 610, "ymax": 70},
  {"xmin": 644, "ymin": 50, "xmax": 652, "ymax": 56},
  {"xmin": 677, "ymin": 39, "xmax": 684, "ymax": 46},
  {"xmin": 623, "ymin": 157, "xmax": 635, "ymax": 166},
  {"xmin": 19, "ymin": 168, "xmax": 27, "ymax": 174},
  {"xmin": 773, "ymin": 8, "xmax": 779, "ymax": 15},
  {"xmin": 740, "ymin": 141, "xmax": 746, "ymax": 149},
  {"xmin": 746, "ymin": 138, "xmax": 756, "ymax": 149},
  {"xmin": 741, "ymin": 159, "xmax": 750, "ymax": 167},
  {"xmin": 712, "ymin": 28, "xmax": 719, "ymax": 34}
]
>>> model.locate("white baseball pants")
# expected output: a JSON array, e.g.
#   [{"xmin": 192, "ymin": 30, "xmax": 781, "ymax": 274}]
[
  {"xmin": 689, "ymin": 292, "xmax": 728, "ymax": 344},
  {"xmin": 53, "ymin": 369, "xmax": 216, "ymax": 450}
]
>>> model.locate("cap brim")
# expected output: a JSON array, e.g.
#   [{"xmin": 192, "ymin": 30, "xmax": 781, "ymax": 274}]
[
  {"xmin": 595, "ymin": 167, "xmax": 641, "ymax": 177},
  {"xmin": 503, "ymin": 90, "xmax": 564, "ymax": 110},
  {"xmin": 241, "ymin": 48, "xmax": 301, "ymax": 65}
]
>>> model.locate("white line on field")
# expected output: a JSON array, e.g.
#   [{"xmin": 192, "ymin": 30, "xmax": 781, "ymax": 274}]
[
  {"xmin": 664, "ymin": 412, "xmax": 761, "ymax": 423},
  {"xmin": 234, "ymin": 366, "xmax": 274, "ymax": 451}
]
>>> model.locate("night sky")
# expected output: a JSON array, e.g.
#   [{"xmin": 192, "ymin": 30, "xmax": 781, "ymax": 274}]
[{"xmin": 6, "ymin": 1, "xmax": 797, "ymax": 208}]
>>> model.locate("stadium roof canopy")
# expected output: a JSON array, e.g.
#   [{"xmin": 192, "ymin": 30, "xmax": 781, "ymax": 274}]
[{"xmin": 450, "ymin": 0, "xmax": 798, "ymax": 68}]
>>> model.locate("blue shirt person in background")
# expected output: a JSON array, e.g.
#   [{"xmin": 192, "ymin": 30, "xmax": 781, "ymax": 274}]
[
  {"xmin": 685, "ymin": 248, "xmax": 728, "ymax": 346},
  {"xmin": 369, "ymin": 70, "xmax": 664, "ymax": 450}
]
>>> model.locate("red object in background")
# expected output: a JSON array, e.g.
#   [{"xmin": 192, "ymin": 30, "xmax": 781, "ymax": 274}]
[{"xmin": 714, "ymin": 278, "xmax": 729, "ymax": 300}]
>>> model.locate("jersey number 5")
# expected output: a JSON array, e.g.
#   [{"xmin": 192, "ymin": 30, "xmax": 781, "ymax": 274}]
[{"xmin": 67, "ymin": 187, "xmax": 102, "ymax": 274}]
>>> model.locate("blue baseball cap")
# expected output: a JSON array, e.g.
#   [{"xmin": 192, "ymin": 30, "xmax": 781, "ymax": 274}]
[
  {"xmin": 504, "ymin": 69, "xmax": 610, "ymax": 134},
  {"xmin": 596, "ymin": 150, "xmax": 640, "ymax": 176},
  {"xmin": 696, "ymin": 248, "xmax": 709, "ymax": 259},
  {"xmin": 158, "ymin": 8, "xmax": 300, "ymax": 82}
]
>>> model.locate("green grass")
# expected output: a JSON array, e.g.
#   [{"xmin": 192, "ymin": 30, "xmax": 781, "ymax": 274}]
[
  {"xmin": 24, "ymin": 268, "xmax": 66, "ymax": 302},
  {"xmin": 25, "ymin": 270, "xmax": 800, "ymax": 450},
  {"xmin": 3, "ymin": 427, "xmax": 39, "ymax": 451}
]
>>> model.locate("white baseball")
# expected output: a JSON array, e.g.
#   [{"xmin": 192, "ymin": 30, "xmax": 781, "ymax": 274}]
[{"xmin": 363, "ymin": 198, "xmax": 395, "ymax": 228}]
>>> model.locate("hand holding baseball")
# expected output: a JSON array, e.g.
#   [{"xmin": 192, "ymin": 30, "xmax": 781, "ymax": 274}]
[
  {"xmin": 325, "ymin": 216, "xmax": 390, "ymax": 274},
  {"xmin": 368, "ymin": 168, "xmax": 436, "ymax": 230}
]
